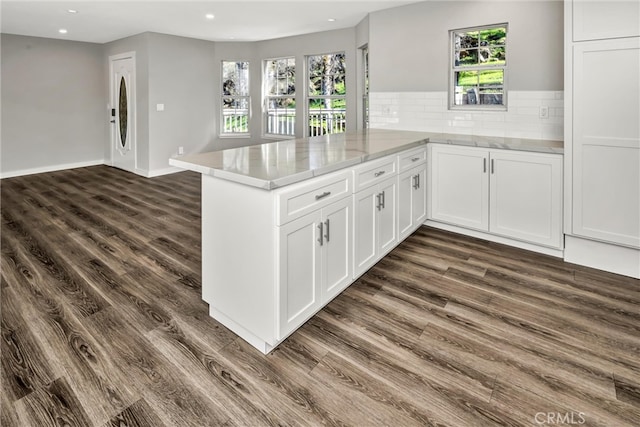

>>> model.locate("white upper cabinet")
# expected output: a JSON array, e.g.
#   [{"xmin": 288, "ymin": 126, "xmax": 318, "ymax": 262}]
[{"xmin": 572, "ymin": 0, "xmax": 640, "ymax": 41}]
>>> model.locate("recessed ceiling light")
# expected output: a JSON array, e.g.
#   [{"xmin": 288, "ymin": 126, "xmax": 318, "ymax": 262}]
[
  {"xmin": 328, "ymin": 18, "xmax": 336, "ymax": 22},
  {"xmin": 59, "ymin": 28, "xmax": 68, "ymax": 34},
  {"xmin": 205, "ymin": 13, "xmax": 215, "ymax": 20},
  {"xmin": 67, "ymin": 9, "xmax": 78, "ymax": 14}
]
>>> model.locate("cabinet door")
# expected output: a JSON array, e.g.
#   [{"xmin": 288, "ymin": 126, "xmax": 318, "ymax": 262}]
[
  {"xmin": 489, "ymin": 151, "xmax": 563, "ymax": 249},
  {"xmin": 353, "ymin": 185, "xmax": 378, "ymax": 277},
  {"xmin": 278, "ymin": 211, "xmax": 322, "ymax": 339},
  {"xmin": 411, "ymin": 164, "xmax": 428, "ymax": 231},
  {"xmin": 322, "ymin": 197, "xmax": 352, "ymax": 301},
  {"xmin": 377, "ymin": 177, "xmax": 398, "ymax": 255},
  {"xmin": 572, "ymin": 0, "xmax": 640, "ymax": 41},
  {"xmin": 573, "ymin": 39, "xmax": 640, "ymax": 248},
  {"xmin": 398, "ymin": 169, "xmax": 415, "ymax": 240},
  {"xmin": 429, "ymin": 144, "xmax": 489, "ymax": 231}
]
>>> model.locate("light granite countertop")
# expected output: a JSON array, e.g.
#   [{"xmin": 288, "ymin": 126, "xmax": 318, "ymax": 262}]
[{"xmin": 170, "ymin": 129, "xmax": 563, "ymax": 190}]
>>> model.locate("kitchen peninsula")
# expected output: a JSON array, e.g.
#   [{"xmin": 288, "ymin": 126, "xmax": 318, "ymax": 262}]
[
  {"xmin": 171, "ymin": 129, "xmax": 563, "ymax": 353},
  {"xmin": 170, "ymin": 129, "xmax": 432, "ymax": 353}
]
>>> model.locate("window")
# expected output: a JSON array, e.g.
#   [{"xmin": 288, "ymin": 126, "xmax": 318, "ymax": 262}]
[
  {"xmin": 307, "ymin": 52, "xmax": 346, "ymax": 136},
  {"xmin": 361, "ymin": 45, "xmax": 369, "ymax": 129},
  {"xmin": 450, "ymin": 24, "xmax": 507, "ymax": 109},
  {"xmin": 221, "ymin": 60, "xmax": 250, "ymax": 135},
  {"xmin": 264, "ymin": 57, "xmax": 295, "ymax": 137}
]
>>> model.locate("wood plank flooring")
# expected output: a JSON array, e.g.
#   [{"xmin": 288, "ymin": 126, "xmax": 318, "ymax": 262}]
[{"xmin": 1, "ymin": 165, "xmax": 639, "ymax": 426}]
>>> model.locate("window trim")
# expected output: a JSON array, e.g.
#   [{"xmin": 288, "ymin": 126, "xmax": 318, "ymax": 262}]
[
  {"xmin": 449, "ymin": 23, "xmax": 508, "ymax": 111},
  {"xmin": 262, "ymin": 56, "xmax": 296, "ymax": 140},
  {"xmin": 220, "ymin": 60, "xmax": 251, "ymax": 138}
]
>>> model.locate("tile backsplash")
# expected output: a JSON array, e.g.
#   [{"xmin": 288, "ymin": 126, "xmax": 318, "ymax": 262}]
[{"xmin": 369, "ymin": 91, "xmax": 563, "ymax": 140}]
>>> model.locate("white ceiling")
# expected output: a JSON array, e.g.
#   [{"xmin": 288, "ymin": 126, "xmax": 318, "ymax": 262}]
[{"xmin": 1, "ymin": 0, "xmax": 421, "ymax": 44}]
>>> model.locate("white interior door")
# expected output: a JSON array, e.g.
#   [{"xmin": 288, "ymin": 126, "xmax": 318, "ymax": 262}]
[{"xmin": 110, "ymin": 53, "xmax": 136, "ymax": 173}]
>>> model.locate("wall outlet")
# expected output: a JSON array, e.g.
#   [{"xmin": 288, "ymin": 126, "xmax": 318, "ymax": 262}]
[
  {"xmin": 539, "ymin": 106, "xmax": 549, "ymax": 119},
  {"xmin": 178, "ymin": 146, "xmax": 184, "ymax": 155}
]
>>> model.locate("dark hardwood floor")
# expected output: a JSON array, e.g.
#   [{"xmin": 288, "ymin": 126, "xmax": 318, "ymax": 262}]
[{"xmin": 1, "ymin": 165, "xmax": 639, "ymax": 426}]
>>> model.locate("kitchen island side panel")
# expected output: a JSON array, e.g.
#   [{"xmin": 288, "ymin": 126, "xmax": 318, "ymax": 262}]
[{"xmin": 201, "ymin": 174, "xmax": 277, "ymax": 345}]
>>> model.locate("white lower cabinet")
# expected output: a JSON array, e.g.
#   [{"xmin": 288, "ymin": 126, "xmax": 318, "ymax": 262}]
[
  {"xmin": 353, "ymin": 176, "xmax": 398, "ymax": 277},
  {"xmin": 278, "ymin": 196, "xmax": 352, "ymax": 339},
  {"xmin": 428, "ymin": 144, "xmax": 563, "ymax": 249},
  {"xmin": 398, "ymin": 164, "xmax": 427, "ymax": 240}
]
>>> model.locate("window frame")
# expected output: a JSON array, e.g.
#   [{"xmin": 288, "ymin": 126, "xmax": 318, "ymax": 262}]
[
  {"xmin": 263, "ymin": 57, "xmax": 296, "ymax": 139},
  {"xmin": 220, "ymin": 60, "xmax": 250, "ymax": 138},
  {"xmin": 306, "ymin": 51, "xmax": 347, "ymax": 137},
  {"xmin": 449, "ymin": 23, "xmax": 508, "ymax": 111}
]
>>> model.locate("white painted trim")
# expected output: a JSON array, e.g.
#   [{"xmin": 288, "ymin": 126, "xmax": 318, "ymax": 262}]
[
  {"xmin": 564, "ymin": 235, "xmax": 640, "ymax": 279},
  {"xmin": 424, "ymin": 220, "xmax": 564, "ymax": 258},
  {"xmin": 146, "ymin": 166, "xmax": 183, "ymax": 178},
  {"xmin": 109, "ymin": 51, "xmax": 137, "ymax": 173},
  {"xmin": 0, "ymin": 160, "xmax": 104, "ymax": 179}
]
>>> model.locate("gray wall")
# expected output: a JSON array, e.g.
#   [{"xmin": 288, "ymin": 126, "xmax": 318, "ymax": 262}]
[
  {"xmin": 104, "ymin": 32, "xmax": 217, "ymax": 174},
  {"xmin": 147, "ymin": 33, "xmax": 216, "ymax": 171},
  {"xmin": 369, "ymin": 0, "xmax": 563, "ymax": 92},
  {"xmin": 1, "ymin": 34, "xmax": 105, "ymax": 176}
]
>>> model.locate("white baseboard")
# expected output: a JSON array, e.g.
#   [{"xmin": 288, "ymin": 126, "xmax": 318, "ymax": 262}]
[
  {"xmin": 424, "ymin": 220, "xmax": 565, "ymax": 258},
  {"xmin": 0, "ymin": 159, "xmax": 105, "ymax": 179},
  {"xmin": 146, "ymin": 166, "xmax": 183, "ymax": 178},
  {"xmin": 564, "ymin": 235, "xmax": 640, "ymax": 279}
]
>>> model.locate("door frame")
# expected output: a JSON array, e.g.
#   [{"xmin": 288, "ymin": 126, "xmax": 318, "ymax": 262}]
[{"xmin": 109, "ymin": 51, "xmax": 137, "ymax": 172}]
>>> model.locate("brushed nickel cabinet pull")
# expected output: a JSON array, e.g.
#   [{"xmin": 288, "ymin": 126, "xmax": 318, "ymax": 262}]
[
  {"xmin": 483, "ymin": 158, "xmax": 487, "ymax": 173},
  {"xmin": 317, "ymin": 222, "xmax": 324, "ymax": 246},
  {"xmin": 325, "ymin": 219, "xmax": 330, "ymax": 243},
  {"xmin": 315, "ymin": 191, "xmax": 331, "ymax": 200},
  {"xmin": 491, "ymin": 159, "xmax": 495, "ymax": 174},
  {"xmin": 411, "ymin": 157, "xmax": 420, "ymax": 162},
  {"xmin": 374, "ymin": 171, "xmax": 386, "ymax": 177}
]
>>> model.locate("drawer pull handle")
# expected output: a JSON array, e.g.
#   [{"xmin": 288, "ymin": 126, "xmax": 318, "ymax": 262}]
[
  {"xmin": 411, "ymin": 157, "xmax": 420, "ymax": 162},
  {"xmin": 315, "ymin": 191, "xmax": 331, "ymax": 200},
  {"xmin": 374, "ymin": 171, "xmax": 386, "ymax": 177}
]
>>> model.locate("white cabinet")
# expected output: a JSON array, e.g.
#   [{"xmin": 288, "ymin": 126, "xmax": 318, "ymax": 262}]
[
  {"xmin": 278, "ymin": 211, "xmax": 322, "ymax": 339},
  {"xmin": 572, "ymin": 0, "xmax": 639, "ymax": 41},
  {"xmin": 352, "ymin": 154, "xmax": 399, "ymax": 278},
  {"xmin": 278, "ymin": 196, "xmax": 351, "ymax": 339},
  {"xmin": 428, "ymin": 144, "xmax": 563, "ymax": 249},
  {"xmin": 489, "ymin": 150, "xmax": 563, "ymax": 249},
  {"xmin": 353, "ymin": 176, "xmax": 397, "ymax": 277},
  {"xmin": 398, "ymin": 164, "xmax": 427, "ymax": 240},
  {"xmin": 564, "ymin": 0, "xmax": 640, "ymax": 277},
  {"xmin": 429, "ymin": 144, "xmax": 489, "ymax": 231},
  {"xmin": 571, "ymin": 38, "xmax": 640, "ymax": 248}
]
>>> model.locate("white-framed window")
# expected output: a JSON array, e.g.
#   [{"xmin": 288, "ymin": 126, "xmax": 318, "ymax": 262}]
[
  {"xmin": 264, "ymin": 57, "xmax": 295, "ymax": 137},
  {"xmin": 307, "ymin": 52, "xmax": 346, "ymax": 136},
  {"xmin": 221, "ymin": 60, "xmax": 250, "ymax": 136},
  {"xmin": 361, "ymin": 45, "xmax": 369, "ymax": 129},
  {"xmin": 450, "ymin": 24, "xmax": 507, "ymax": 109}
]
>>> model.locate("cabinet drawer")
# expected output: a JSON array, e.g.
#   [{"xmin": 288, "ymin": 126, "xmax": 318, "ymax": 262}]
[
  {"xmin": 398, "ymin": 147, "xmax": 427, "ymax": 172},
  {"xmin": 276, "ymin": 171, "xmax": 351, "ymax": 225},
  {"xmin": 353, "ymin": 155, "xmax": 397, "ymax": 192}
]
